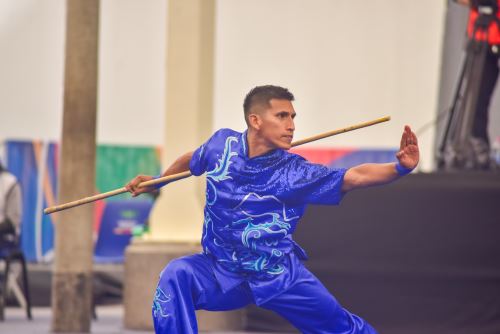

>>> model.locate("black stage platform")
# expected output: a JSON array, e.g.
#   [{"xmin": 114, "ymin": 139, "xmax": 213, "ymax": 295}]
[
  {"xmin": 248, "ymin": 172, "xmax": 500, "ymax": 334},
  {"xmin": 10, "ymin": 172, "xmax": 500, "ymax": 333}
]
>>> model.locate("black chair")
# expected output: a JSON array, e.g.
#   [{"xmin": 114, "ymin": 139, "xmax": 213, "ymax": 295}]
[{"xmin": 0, "ymin": 234, "xmax": 32, "ymax": 321}]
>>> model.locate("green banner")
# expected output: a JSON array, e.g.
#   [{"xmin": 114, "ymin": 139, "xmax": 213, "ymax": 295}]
[{"xmin": 96, "ymin": 145, "xmax": 161, "ymax": 200}]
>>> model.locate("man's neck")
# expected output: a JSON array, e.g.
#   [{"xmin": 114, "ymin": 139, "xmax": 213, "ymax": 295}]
[{"xmin": 246, "ymin": 129, "xmax": 275, "ymax": 158}]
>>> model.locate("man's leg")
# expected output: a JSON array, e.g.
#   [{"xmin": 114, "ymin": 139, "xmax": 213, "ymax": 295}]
[
  {"xmin": 260, "ymin": 265, "xmax": 378, "ymax": 334},
  {"xmin": 471, "ymin": 49, "xmax": 499, "ymax": 168},
  {"xmin": 473, "ymin": 49, "xmax": 499, "ymax": 143},
  {"xmin": 152, "ymin": 253, "xmax": 252, "ymax": 334}
]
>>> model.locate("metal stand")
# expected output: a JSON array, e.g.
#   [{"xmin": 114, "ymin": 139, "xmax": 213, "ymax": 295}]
[{"xmin": 437, "ymin": 6, "xmax": 499, "ymax": 170}]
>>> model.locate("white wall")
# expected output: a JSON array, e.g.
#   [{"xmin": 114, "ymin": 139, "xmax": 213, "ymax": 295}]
[
  {"xmin": 214, "ymin": 0, "xmax": 446, "ymax": 171},
  {"xmin": 0, "ymin": 0, "xmax": 446, "ymax": 170},
  {"xmin": 0, "ymin": 0, "xmax": 166, "ymax": 146},
  {"xmin": 98, "ymin": 0, "xmax": 166, "ymax": 145},
  {"xmin": 0, "ymin": 0, "xmax": 65, "ymax": 142}
]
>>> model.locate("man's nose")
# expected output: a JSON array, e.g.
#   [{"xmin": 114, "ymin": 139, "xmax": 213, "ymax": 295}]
[{"xmin": 287, "ymin": 118, "xmax": 295, "ymax": 132}]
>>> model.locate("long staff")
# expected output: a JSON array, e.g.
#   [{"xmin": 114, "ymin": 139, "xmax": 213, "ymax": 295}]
[{"xmin": 44, "ymin": 116, "xmax": 390, "ymax": 215}]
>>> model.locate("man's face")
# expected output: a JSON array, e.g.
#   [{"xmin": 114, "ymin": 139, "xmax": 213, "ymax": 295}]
[{"xmin": 256, "ymin": 99, "xmax": 296, "ymax": 150}]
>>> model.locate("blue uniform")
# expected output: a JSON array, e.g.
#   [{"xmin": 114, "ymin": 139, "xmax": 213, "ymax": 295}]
[{"xmin": 152, "ymin": 129, "xmax": 378, "ymax": 334}]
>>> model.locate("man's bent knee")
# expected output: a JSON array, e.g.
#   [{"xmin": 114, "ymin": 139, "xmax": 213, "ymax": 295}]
[{"xmin": 160, "ymin": 257, "xmax": 196, "ymax": 285}]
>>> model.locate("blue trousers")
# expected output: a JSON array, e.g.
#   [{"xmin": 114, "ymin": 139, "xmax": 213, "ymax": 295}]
[{"xmin": 152, "ymin": 254, "xmax": 378, "ymax": 334}]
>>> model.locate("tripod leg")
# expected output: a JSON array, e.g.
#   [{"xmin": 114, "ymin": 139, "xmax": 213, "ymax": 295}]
[
  {"xmin": 438, "ymin": 40, "xmax": 476, "ymax": 169},
  {"xmin": 458, "ymin": 41, "xmax": 489, "ymax": 169},
  {"xmin": 438, "ymin": 57, "xmax": 468, "ymax": 160}
]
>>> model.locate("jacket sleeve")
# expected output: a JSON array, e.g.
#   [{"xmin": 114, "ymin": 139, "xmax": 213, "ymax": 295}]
[
  {"xmin": 189, "ymin": 129, "xmax": 229, "ymax": 176},
  {"xmin": 286, "ymin": 156, "xmax": 347, "ymax": 205}
]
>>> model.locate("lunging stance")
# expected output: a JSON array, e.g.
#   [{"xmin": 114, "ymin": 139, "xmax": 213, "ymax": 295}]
[{"xmin": 126, "ymin": 85, "xmax": 420, "ymax": 334}]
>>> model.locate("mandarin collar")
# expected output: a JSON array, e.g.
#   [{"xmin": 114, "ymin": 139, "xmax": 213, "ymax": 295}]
[{"xmin": 241, "ymin": 129, "xmax": 284, "ymax": 164}]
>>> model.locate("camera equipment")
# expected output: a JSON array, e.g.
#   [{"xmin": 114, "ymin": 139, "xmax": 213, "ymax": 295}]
[
  {"xmin": 471, "ymin": 0, "xmax": 498, "ymax": 11},
  {"xmin": 437, "ymin": 1, "xmax": 500, "ymax": 170}
]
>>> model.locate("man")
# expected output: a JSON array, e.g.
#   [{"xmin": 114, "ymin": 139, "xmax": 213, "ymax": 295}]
[
  {"xmin": 0, "ymin": 162, "xmax": 22, "ymax": 246},
  {"xmin": 126, "ymin": 85, "xmax": 419, "ymax": 334},
  {"xmin": 451, "ymin": 0, "xmax": 499, "ymax": 169}
]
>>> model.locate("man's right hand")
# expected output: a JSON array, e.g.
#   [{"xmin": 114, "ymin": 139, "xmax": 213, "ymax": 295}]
[{"xmin": 125, "ymin": 175, "xmax": 156, "ymax": 197}]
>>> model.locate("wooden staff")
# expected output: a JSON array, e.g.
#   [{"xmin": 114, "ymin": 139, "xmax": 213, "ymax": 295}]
[
  {"xmin": 44, "ymin": 116, "xmax": 390, "ymax": 215},
  {"xmin": 290, "ymin": 116, "xmax": 390, "ymax": 147}
]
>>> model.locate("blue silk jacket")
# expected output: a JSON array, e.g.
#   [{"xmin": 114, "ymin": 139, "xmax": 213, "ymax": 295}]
[{"xmin": 189, "ymin": 128, "xmax": 346, "ymax": 304}]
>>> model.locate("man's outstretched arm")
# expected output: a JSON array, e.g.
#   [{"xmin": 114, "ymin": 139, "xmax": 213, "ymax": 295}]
[
  {"xmin": 125, "ymin": 151, "xmax": 194, "ymax": 197},
  {"xmin": 341, "ymin": 126, "xmax": 419, "ymax": 193}
]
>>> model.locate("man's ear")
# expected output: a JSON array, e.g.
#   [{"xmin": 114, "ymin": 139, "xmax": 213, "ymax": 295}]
[{"xmin": 248, "ymin": 113, "xmax": 261, "ymax": 130}]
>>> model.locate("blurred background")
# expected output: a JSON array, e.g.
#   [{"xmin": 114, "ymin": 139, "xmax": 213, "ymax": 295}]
[{"xmin": 0, "ymin": 0, "xmax": 499, "ymax": 333}]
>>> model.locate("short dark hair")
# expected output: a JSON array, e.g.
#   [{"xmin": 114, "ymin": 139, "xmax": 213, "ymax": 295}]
[{"xmin": 243, "ymin": 85, "xmax": 294, "ymax": 125}]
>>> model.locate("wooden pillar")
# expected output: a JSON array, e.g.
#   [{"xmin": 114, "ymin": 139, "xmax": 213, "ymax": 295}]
[{"xmin": 51, "ymin": 0, "xmax": 99, "ymax": 332}]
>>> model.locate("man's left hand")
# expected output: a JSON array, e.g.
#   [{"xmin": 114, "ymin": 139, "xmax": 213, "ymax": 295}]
[{"xmin": 396, "ymin": 125, "xmax": 419, "ymax": 169}]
